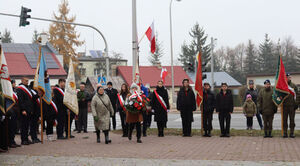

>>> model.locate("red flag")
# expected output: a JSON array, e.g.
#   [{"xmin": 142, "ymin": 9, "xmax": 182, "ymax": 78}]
[
  {"xmin": 195, "ymin": 52, "xmax": 203, "ymax": 107},
  {"xmin": 145, "ymin": 22, "xmax": 156, "ymax": 54},
  {"xmin": 160, "ymin": 67, "xmax": 168, "ymax": 83}
]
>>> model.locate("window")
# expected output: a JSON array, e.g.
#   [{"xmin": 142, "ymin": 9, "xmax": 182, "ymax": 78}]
[{"xmin": 80, "ymin": 68, "xmax": 86, "ymax": 76}]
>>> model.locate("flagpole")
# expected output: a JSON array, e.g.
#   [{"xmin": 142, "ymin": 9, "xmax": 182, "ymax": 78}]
[
  {"xmin": 138, "ymin": 33, "xmax": 146, "ymax": 45},
  {"xmin": 281, "ymin": 104, "xmax": 284, "ymax": 136},
  {"xmin": 68, "ymin": 110, "xmax": 70, "ymax": 139},
  {"xmin": 201, "ymin": 103, "xmax": 204, "ymax": 136},
  {"xmin": 40, "ymin": 97, "xmax": 44, "ymax": 144}
]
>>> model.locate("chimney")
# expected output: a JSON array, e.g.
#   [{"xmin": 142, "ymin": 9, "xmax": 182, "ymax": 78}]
[{"xmin": 40, "ymin": 32, "xmax": 48, "ymax": 45}]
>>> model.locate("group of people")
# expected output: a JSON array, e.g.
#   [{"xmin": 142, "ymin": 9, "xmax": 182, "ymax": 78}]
[{"xmin": 0, "ymin": 73, "xmax": 299, "ymax": 152}]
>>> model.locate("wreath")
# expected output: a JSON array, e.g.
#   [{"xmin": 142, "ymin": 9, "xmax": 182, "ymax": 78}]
[{"xmin": 125, "ymin": 92, "xmax": 150, "ymax": 114}]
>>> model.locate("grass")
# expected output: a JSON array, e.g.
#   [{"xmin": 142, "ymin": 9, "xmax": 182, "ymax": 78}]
[{"xmin": 112, "ymin": 128, "xmax": 300, "ymax": 137}]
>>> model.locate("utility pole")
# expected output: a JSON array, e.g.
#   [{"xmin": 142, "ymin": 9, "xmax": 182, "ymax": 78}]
[
  {"xmin": 132, "ymin": 0, "xmax": 138, "ymax": 80},
  {"xmin": 210, "ymin": 37, "xmax": 216, "ymax": 91},
  {"xmin": 0, "ymin": 10, "xmax": 110, "ymax": 77}
]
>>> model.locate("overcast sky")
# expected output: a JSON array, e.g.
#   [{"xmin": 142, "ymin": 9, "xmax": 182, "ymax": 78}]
[{"xmin": 1, "ymin": 0, "xmax": 300, "ymax": 65}]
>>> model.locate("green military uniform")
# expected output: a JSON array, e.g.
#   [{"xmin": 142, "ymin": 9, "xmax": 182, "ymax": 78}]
[
  {"xmin": 257, "ymin": 87, "xmax": 277, "ymax": 137},
  {"xmin": 282, "ymin": 81, "xmax": 299, "ymax": 137}
]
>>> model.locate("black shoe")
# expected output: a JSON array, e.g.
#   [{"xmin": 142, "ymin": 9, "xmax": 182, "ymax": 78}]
[
  {"xmin": 96, "ymin": 130, "xmax": 100, "ymax": 143},
  {"xmin": 9, "ymin": 144, "xmax": 17, "ymax": 148},
  {"xmin": 70, "ymin": 135, "xmax": 75, "ymax": 138},
  {"xmin": 33, "ymin": 139, "xmax": 41, "ymax": 143},
  {"xmin": 207, "ymin": 131, "xmax": 211, "ymax": 137},
  {"xmin": 77, "ymin": 130, "xmax": 81, "ymax": 133},
  {"xmin": 14, "ymin": 143, "xmax": 21, "ymax": 147},
  {"xmin": 137, "ymin": 139, "xmax": 142, "ymax": 143},
  {"xmin": 57, "ymin": 136, "xmax": 66, "ymax": 140},
  {"xmin": 28, "ymin": 140, "xmax": 34, "ymax": 144},
  {"xmin": 128, "ymin": 134, "xmax": 132, "ymax": 140},
  {"xmin": 290, "ymin": 133, "xmax": 295, "ymax": 138},
  {"xmin": 73, "ymin": 129, "xmax": 77, "ymax": 132},
  {"xmin": 21, "ymin": 141, "xmax": 30, "ymax": 145},
  {"xmin": 268, "ymin": 131, "xmax": 273, "ymax": 138},
  {"xmin": 220, "ymin": 134, "xmax": 226, "ymax": 137},
  {"xmin": 0, "ymin": 148, "xmax": 7, "ymax": 153},
  {"xmin": 84, "ymin": 130, "xmax": 88, "ymax": 133},
  {"xmin": 225, "ymin": 134, "xmax": 230, "ymax": 137},
  {"xmin": 264, "ymin": 131, "xmax": 268, "ymax": 138},
  {"xmin": 283, "ymin": 133, "xmax": 288, "ymax": 138},
  {"xmin": 143, "ymin": 133, "xmax": 147, "ymax": 137}
]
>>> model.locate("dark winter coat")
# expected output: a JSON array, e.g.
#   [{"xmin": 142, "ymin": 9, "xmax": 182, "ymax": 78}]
[
  {"xmin": 203, "ymin": 89, "xmax": 216, "ymax": 114},
  {"xmin": 16, "ymin": 84, "xmax": 34, "ymax": 115},
  {"xmin": 104, "ymin": 88, "xmax": 118, "ymax": 112},
  {"xmin": 151, "ymin": 86, "xmax": 170, "ymax": 122},
  {"xmin": 244, "ymin": 88, "xmax": 258, "ymax": 104},
  {"xmin": 257, "ymin": 87, "xmax": 277, "ymax": 115},
  {"xmin": 283, "ymin": 81, "xmax": 299, "ymax": 109},
  {"xmin": 216, "ymin": 89, "xmax": 234, "ymax": 114},
  {"xmin": 53, "ymin": 85, "xmax": 67, "ymax": 115},
  {"xmin": 177, "ymin": 87, "xmax": 196, "ymax": 122},
  {"xmin": 77, "ymin": 90, "xmax": 91, "ymax": 109}
]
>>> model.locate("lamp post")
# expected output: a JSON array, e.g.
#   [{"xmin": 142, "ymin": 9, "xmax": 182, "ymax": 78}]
[
  {"xmin": 169, "ymin": 0, "xmax": 181, "ymax": 106},
  {"xmin": 210, "ymin": 37, "xmax": 217, "ymax": 91}
]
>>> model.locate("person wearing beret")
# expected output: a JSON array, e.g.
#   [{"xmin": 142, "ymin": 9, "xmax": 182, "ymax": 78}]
[
  {"xmin": 282, "ymin": 73, "xmax": 299, "ymax": 138},
  {"xmin": 257, "ymin": 80, "xmax": 277, "ymax": 138}
]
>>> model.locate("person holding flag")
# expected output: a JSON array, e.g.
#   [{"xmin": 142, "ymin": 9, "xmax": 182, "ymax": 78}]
[
  {"xmin": 282, "ymin": 73, "xmax": 299, "ymax": 138},
  {"xmin": 150, "ymin": 80, "xmax": 169, "ymax": 137}
]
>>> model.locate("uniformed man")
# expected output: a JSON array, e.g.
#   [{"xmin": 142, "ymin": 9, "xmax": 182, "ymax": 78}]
[
  {"xmin": 257, "ymin": 80, "xmax": 277, "ymax": 138},
  {"xmin": 16, "ymin": 77, "xmax": 35, "ymax": 145},
  {"xmin": 53, "ymin": 79, "xmax": 68, "ymax": 139},
  {"xmin": 104, "ymin": 82, "xmax": 118, "ymax": 130},
  {"xmin": 283, "ymin": 73, "xmax": 299, "ymax": 138},
  {"xmin": 203, "ymin": 83, "xmax": 216, "ymax": 137},
  {"xmin": 29, "ymin": 81, "xmax": 41, "ymax": 143}
]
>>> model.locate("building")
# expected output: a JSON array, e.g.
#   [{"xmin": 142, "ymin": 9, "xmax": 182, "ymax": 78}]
[
  {"xmin": 77, "ymin": 53, "xmax": 127, "ymax": 83},
  {"xmin": 247, "ymin": 72, "xmax": 300, "ymax": 87},
  {"xmin": 2, "ymin": 42, "xmax": 67, "ymax": 85},
  {"xmin": 188, "ymin": 71, "xmax": 242, "ymax": 106}
]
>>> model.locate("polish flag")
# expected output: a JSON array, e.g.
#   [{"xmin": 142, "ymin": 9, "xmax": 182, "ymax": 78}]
[
  {"xmin": 160, "ymin": 68, "xmax": 168, "ymax": 83},
  {"xmin": 145, "ymin": 22, "xmax": 156, "ymax": 54}
]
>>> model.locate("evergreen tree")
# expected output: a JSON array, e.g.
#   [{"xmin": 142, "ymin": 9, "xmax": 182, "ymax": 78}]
[
  {"xmin": 257, "ymin": 34, "xmax": 276, "ymax": 73},
  {"xmin": 1, "ymin": 29, "xmax": 13, "ymax": 43},
  {"xmin": 148, "ymin": 33, "xmax": 164, "ymax": 65},
  {"xmin": 226, "ymin": 47, "xmax": 244, "ymax": 84},
  {"xmin": 178, "ymin": 23, "xmax": 210, "ymax": 72},
  {"xmin": 49, "ymin": 0, "xmax": 84, "ymax": 70},
  {"xmin": 243, "ymin": 40, "xmax": 258, "ymax": 74},
  {"xmin": 281, "ymin": 37, "xmax": 299, "ymax": 72}
]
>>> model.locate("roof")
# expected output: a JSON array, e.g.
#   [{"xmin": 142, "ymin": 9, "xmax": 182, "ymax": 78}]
[
  {"xmin": 117, "ymin": 66, "xmax": 193, "ymax": 87},
  {"xmin": 2, "ymin": 43, "xmax": 67, "ymax": 78},
  {"xmin": 188, "ymin": 72, "xmax": 242, "ymax": 87},
  {"xmin": 247, "ymin": 72, "xmax": 300, "ymax": 77}
]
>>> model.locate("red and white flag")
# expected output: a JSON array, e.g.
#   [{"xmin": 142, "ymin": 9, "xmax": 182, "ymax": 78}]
[
  {"xmin": 145, "ymin": 22, "xmax": 156, "ymax": 54},
  {"xmin": 160, "ymin": 68, "xmax": 168, "ymax": 83}
]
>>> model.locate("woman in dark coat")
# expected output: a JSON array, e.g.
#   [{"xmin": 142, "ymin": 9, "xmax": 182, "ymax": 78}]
[
  {"xmin": 151, "ymin": 81, "xmax": 170, "ymax": 137},
  {"xmin": 176, "ymin": 79, "xmax": 196, "ymax": 137},
  {"xmin": 116, "ymin": 83, "xmax": 130, "ymax": 137}
]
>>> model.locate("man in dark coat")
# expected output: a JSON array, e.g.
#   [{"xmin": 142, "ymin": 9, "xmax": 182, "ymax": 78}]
[
  {"xmin": 53, "ymin": 79, "xmax": 68, "ymax": 139},
  {"xmin": 77, "ymin": 82, "xmax": 91, "ymax": 133},
  {"xmin": 244, "ymin": 80, "xmax": 263, "ymax": 130},
  {"xmin": 104, "ymin": 81, "xmax": 118, "ymax": 130},
  {"xmin": 282, "ymin": 73, "xmax": 299, "ymax": 138},
  {"xmin": 29, "ymin": 81, "xmax": 41, "ymax": 143},
  {"xmin": 216, "ymin": 82, "xmax": 233, "ymax": 137},
  {"xmin": 257, "ymin": 80, "xmax": 277, "ymax": 138},
  {"xmin": 151, "ymin": 81, "xmax": 170, "ymax": 137},
  {"xmin": 16, "ymin": 77, "xmax": 35, "ymax": 145},
  {"xmin": 0, "ymin": 110, "xmax": 8, "ymax": 152},
  {"xmin": 177, "ymin": 79, "xmax": 196, "ymax": 137},
  {"xmin": 203, "ymin": 83, "xmax": 215, "ymax": 137}
]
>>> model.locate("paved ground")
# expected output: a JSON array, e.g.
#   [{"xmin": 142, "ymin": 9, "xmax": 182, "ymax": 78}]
[
  {"xmin": 1, "ymin": 154, "xmax": 300, "ymax": 166},
  {"xmin": 1, "ymin": 132, "xmax": 300, "ymax": 165},
  {"xmin": 83, "ymin": 112, "xmax": 300, "ymax": 131}
]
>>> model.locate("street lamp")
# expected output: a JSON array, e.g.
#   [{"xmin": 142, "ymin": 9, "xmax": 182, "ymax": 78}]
[
  {"xmin": 210, "ymin": 37, "xmax": 217, "ymax": 91},
  {"xmin": 169, "ymin": 0, "xmax": 181, "ymax": 107}
]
